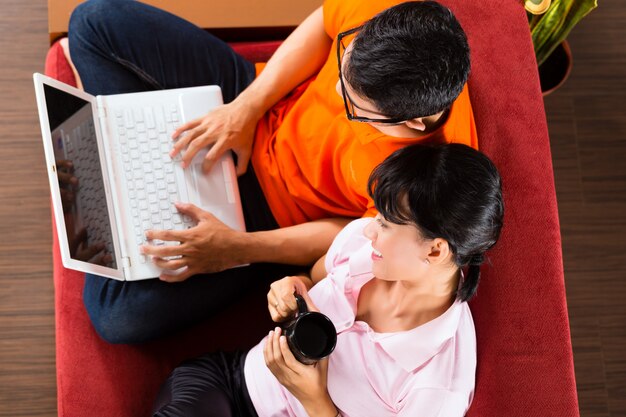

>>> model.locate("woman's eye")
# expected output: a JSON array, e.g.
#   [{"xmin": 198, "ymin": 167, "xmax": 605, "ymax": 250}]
[{"xmin": 376, "ymin": 218, "xmax": 387, "ymax": 228}]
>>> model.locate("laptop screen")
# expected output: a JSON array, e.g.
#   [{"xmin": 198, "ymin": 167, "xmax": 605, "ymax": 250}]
[{"xmin": 44, "ymin": 84, "xmax": 117, "ymax": 269}]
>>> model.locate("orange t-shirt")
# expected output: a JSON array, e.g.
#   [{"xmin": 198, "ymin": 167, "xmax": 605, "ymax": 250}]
[{"xmin": 251, "ymin": 0, "xmax": 478, "ymax": 228}]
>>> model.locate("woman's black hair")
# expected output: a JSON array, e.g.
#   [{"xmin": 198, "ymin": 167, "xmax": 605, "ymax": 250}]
[{"xmin": 367, "ymin": 143, "xmax": 504, "ymax": 301}]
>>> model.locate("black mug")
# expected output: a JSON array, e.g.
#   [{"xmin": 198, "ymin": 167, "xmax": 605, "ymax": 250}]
[{"xmin": 282, "ymin": 295, "xmax": 337, "ymax": 365}]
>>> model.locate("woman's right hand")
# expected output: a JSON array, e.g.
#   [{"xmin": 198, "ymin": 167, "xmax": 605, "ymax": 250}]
[
  {"xmin": 169, "ymin": 98, "xmax": 261, "ymax": 176},
  {"xmin": 267, "ymin": 275, "xmax": 313, "ymax": 322}
]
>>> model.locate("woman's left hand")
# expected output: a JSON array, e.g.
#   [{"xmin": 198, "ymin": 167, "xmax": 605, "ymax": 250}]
[{"xmin": 263, "ymin": 326, "xmax": 330, "ymax": 404}]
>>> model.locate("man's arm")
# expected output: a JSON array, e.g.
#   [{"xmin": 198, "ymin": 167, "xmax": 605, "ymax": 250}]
[
  {"xmin": 235, "ymin": 6, "xmax": 331, "ymax": 123},
  {"xmin": 145, "ymin": 210, "xmax": 350, "ymax": 281},
  {"xmin": 243, "ymin": 219, "xmax": 347, "ymax": 266},
  {"xmin": 173, "ymin": 6, "xmax": 332, "ymax": 173}
]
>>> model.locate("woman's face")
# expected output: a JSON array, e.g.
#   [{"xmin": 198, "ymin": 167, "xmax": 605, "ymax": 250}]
[{"xmin": 363, "ymin": 214, "xmax": 434, "ymax": 283}]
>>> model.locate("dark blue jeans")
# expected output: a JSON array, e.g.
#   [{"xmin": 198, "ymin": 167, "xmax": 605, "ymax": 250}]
[{"xmin": 69, "ymin": 0, "xmax": 299, "ymax": 344}]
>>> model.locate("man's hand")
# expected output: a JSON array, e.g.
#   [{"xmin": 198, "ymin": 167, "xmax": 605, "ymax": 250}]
[
  {"xmin": 169, "ymin": 99, "xmax": 260, "ymax": 176},
  {"xmin": 140, "ymin": 202, "xmax": 246, "ymax": 282},
  {"xmin": 267, "ymin": 276, "xmax": 314, "ymax": 322}
]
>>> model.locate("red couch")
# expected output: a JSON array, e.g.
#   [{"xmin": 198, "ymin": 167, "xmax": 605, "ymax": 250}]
[{"xmin": 47, "ymin": 1, "xmax": 579, "ymax": 416}]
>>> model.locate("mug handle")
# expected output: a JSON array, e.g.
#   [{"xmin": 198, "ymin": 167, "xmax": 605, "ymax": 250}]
[{"xmin": 294, "ymin": 293, "xmax": 308, "ymax": 317}]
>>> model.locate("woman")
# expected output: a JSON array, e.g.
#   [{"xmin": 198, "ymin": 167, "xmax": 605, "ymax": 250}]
[{"xmin": 152, "ymin": 143, "xmax": 504, "ymax": 416}]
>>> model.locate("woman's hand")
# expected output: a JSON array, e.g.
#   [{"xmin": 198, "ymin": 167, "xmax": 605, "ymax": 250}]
[
  {"xmin": 169, "ymin": 98, "xmax": 261, "ymax": 176},
  {"xmin": 264, "ymin": 326, "xmax": 337, "ymax": 416},
  {"xmin": 267, "ymin": 276, "xmax": 314, "ymax": 322},
  {"xmin": 140, "ymin": 202, "xmax": 246, "ymax": 282}
]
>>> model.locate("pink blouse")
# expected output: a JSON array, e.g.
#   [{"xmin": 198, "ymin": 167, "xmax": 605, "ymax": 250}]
[{"xmin": 244, "ymin": 218, "xmax": 477, "ymax": 416}]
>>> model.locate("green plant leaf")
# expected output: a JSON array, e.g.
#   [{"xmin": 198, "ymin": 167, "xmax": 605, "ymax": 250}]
[{"xmin": 531, "ymin": 0, "xmax": 597, "ymax": 66}]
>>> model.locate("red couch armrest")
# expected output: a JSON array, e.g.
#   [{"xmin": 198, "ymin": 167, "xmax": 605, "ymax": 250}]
[{"xmin": 445, "ymin": 0, "xmax": 579, "ymax": 415}]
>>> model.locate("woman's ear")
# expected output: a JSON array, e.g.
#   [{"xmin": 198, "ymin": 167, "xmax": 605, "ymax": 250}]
[
  {"xmin": 404, "ymin": 117, "xmax": 427, "ymax": 132},
  {"xmin": 426, "ymin": 238, "xmax": 451, "ymax": 265}
]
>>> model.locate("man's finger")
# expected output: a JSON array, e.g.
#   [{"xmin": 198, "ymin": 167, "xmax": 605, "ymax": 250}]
[
  {"xmin": 151, "ymin": 256, "xmax": 186, "ymax": 270},
  {"xmin": 172, "ymin": 118, "xmax": 201, "ymax": 140},
  {"xmin": 145, "ymin": 228, "xmax": 187, "ymax": 242},
  {"xmin": 171, "ymin": 123, "xmax": 205, "ymax": 159},
  {"xmin": 173, "ymin": 202, "xmax": 212, "ymax": 223},
  {"xmin": 201, "ymin": 141, "xmax": 229, "ymax": 174},
  {"xmin": 159, "ymin": 266, "xmax": 193, "ymax": 282},
  {"xmin": 140, "ymin": 242, "xmax": 184, "ymax": 258},
  {"xmin": 181, "ymin": 131, "xmax": 216, "ymax": 169},
  {"xmin": 170, "ymin": 133, "xmax": 192, "ymax": 158},
  {"xmin": 234, "ymin": 147, "xmax": 251, "ymax": 177}
]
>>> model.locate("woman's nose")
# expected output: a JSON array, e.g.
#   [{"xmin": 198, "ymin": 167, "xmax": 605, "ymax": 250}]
[{"xmin": 363, "ymin": 220, "xmax": 377, "ymax": 241}]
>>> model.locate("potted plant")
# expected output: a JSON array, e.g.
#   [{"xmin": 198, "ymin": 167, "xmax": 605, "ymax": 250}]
[{"xmin": 525, "ymin": 0, "xmax": 598, "ymax": 94}]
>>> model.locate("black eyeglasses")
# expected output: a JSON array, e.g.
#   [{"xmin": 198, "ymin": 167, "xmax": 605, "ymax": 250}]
[{"xmin": 337, "ymin": 26, "xmax": 408, "ymax": 125}]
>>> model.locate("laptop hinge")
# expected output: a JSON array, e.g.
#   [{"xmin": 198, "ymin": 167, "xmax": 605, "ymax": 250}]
[
  {"xmin": 97, "ymin": 105, "xmax": 107, "ymax": 119},
  {"xmin": 122, "ymin": 256, "xmax": 131, "ymax": 269}
]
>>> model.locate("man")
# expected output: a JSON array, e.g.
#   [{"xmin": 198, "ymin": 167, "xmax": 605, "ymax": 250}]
[{"xmin": 66, "ymin": 0, "xmax": 474, "ymax": 343}]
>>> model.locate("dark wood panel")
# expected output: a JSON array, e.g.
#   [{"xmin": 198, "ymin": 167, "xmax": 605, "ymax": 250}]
[
  {"xmin": 545, "ymin": 2, "xmax": 626, "ymax": 415},
  {"xmin": 543, "ymin": 93, "xmax": 584, "ymax": 205},
  {"xmin": 0, "ymin": 0, "xmax": 56, "ymax": 416},
  {"xmin": 568, "ymin": 315, "xmax": 610, "ymax": 417}
]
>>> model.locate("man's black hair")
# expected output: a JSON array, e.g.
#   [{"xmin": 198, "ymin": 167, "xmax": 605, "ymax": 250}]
[
  {"xmin": 367, "ymin": 143, "xmax": 504, "ymax": 302},
  {"xmin": 345, "ymin": 1, "xmax": 470, "ymax": 120}
]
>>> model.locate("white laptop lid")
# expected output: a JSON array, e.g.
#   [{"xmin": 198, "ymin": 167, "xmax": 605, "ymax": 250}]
[{"xmin": 34, "ymin": 73, "xmax": 124, "ymax": 280}]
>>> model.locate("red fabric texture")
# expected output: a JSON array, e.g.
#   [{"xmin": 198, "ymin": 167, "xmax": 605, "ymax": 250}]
[
  {"xmin": 48, "ymin": 0, "xmax": 579, "ymax": 414},
  {"xmin": 445, "ymin": 0, "xmax": 580, "ymax": 416}
]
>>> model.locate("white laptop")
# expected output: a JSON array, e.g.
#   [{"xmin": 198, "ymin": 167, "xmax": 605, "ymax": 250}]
[{"xmin": 33, "ymin": 73, "xmax": 246, "ymax": 281}]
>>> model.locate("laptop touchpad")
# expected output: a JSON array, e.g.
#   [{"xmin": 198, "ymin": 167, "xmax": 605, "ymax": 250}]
[{"xmin": 189, "ymin": 163, "xmax": 228, "ymax": 209}]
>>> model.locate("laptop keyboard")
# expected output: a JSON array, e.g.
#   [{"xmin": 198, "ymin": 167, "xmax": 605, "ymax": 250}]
[{"xmin": 114, "ymin": 105, "xmax": 194, "ymax": 263}]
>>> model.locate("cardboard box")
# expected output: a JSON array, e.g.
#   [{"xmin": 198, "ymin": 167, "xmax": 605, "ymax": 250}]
[{"xmin": 49, "ymin": 0, "xmax": 321, "ymax": 42}]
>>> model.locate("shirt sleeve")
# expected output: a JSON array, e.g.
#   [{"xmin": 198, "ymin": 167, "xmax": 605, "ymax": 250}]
[
  {"xmin": 396, "ymin": 389, "xmax": 469, "ymax": 417},
  {"xmin": 324, "ymin": 218, "xmax": 372, "ymax": 273},
  {"xmin": 322, "ymin": 0, "xmax": 345, "ymax": 40},
  {"xmin": 323, "ymin": 0, "xmax": 391, "ymax": 39}
]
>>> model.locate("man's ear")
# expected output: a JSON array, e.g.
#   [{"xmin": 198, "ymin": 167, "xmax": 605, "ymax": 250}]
[
  {"xmin": 405, "ymin": 117, "xmax": 427, "ymax": 132},
  {"xmin": 427, "ymin": 238, "xmax": 451, "ymax": 265}
]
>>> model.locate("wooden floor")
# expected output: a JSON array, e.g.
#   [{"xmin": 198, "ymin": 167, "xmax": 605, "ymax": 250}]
[
  {"xmin": 0, "ymin": 0, "xmax": 624, "ymax": 416},
  {"xmin": 543, "ymin": 0, "xmax": 626, "ymax": 414},
  {"xmin": 0, "ymin": 0, "xmax": 57, "ymax": 415}
]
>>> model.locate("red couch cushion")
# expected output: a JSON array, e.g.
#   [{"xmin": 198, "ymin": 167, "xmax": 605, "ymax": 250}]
[{"xmin": 48, "ymin": 0, "xmax": 579, "ymax": 414}]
